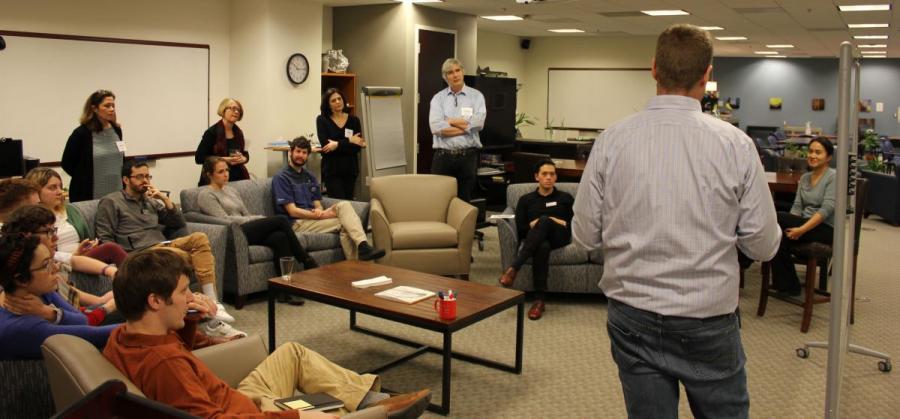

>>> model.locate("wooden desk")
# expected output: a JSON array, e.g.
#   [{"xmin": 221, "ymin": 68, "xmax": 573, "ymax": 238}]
[{"xmin": 766, "ymin": 171, "xmax": 801, "ymax": 194}]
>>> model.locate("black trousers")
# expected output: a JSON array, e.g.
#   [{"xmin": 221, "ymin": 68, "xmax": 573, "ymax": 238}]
[
  {"xmin": 771, "ymin": 211, "xmax": 834, "ymax": 292},
  {"xmin": 431, "ymin": 148, "xmax": 478, "ymax": 203},
  {"xmin": 240, "ymin": 216, "xmax": 313, "ymax": 271},
  {"xmin": 324, "ymin": 174, "xmax": 357, "ymax": 200},
  {"xmin": 511, "ymin": 216, "xmax": 571, "ymax": 299}
]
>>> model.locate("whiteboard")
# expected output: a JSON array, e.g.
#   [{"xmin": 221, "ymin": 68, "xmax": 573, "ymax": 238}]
[
  {"xmin": 0, "ymin": 33, "xmax": 209, "ymax": 163},
  {"xmin": 547, "ymin": 68, "xmax": 655, "ymax": 130}
]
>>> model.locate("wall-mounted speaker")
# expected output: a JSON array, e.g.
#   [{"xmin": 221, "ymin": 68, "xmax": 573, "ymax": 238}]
[{"xmin": 520, "ymin": 39, "xmax": 531, "ymax": 50}]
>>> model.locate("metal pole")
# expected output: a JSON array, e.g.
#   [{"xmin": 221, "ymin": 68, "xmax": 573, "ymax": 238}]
[{"xmin": 824, "ymin": 41, "xmax": 857, "ymax": 418}]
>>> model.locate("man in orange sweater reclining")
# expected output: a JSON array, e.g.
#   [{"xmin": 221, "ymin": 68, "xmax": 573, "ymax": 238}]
[{"xmin": 103, "ymin": 248, "xmax": 430, "ymax": 418}]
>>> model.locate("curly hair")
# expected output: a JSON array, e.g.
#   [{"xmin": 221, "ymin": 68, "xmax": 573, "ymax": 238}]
[
  {"xmin": 0, "ymin": 234, "xmax": 41, "ymax": 294},
  {"xmin": 1, "ymin": 205, "xmax": 56, "ymax": 236}
]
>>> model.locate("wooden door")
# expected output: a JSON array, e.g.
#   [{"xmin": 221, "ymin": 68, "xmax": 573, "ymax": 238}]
[{"xmin": 416, "ymin": 29, "xmax": 455, "ymax": 174}]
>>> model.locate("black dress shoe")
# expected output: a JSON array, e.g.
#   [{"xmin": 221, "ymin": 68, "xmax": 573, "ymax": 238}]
[{"xmin": 358, "ymin": 242, "xmax": 386, "ymax": 261}]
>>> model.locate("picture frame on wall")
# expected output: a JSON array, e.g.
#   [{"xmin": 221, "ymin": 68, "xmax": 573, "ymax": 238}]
[
  {"xmin": 812, "ymin": 98, "xmax": 825, "ymax": 111},
  {"xmin": 769, "ymin": 97, "xmax": 782, "ymax": 110},
  {"xmin": 860, "ymin": 99, "xmax": 873, "ymax": 113}
]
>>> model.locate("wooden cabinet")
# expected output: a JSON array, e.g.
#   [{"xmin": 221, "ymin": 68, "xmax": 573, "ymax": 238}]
[{"xmin": 321, "ymin": 72, "xmax": 357, "ymax": 116}]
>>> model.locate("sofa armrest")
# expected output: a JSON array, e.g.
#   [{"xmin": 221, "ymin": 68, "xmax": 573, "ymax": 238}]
[
  {"xmin": 497, "ymin": 217, "xmax": 519, "ymax": 270},
  {"xmin": 447, "ymin": 198, "xmax": 477, "ymax": 271},
  {"xmin": 192, "ymin": 335, "xmax": 268, "ymax": 389},
  {"xmin": 369, "ymin": 198, "xmax": 392, "ymax": 253},
  {"xmin": 323, "ymin": 197, "xmax": 370, "ymax": 228}
]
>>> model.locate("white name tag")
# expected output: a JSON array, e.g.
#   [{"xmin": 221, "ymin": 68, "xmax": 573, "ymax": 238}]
[
  {"xmin": 460, "ymin": 107, "xmax": 473, "ymax": 118},
  {"xmin": 115, "ymin": 141, "xmax": 127, "ymax": 152},
  {"xmin": 545, "ymin": 201, "xmax": 557, "ymax": 207},
  {"xmin": 344, "ymin": 128, "xmax": 354, "ymax": 139}
]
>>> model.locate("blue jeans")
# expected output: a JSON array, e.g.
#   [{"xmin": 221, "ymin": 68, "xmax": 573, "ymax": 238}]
[{"xmin": 607, "ymin": 299, "xmax": 749, "ymax": 419}]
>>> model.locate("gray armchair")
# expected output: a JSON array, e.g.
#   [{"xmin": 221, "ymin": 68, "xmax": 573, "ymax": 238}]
[
  {"xmin": 69, "ymin": 199, "xmax": 228, "ymax": 299},
  {"xmin": 497, "ymin": 183, "xmax": 604, "ymax": 293},
  {"xmin": 41, "ymin": 334, "xmax": 386, "ymax": 418},
  {"xmin": 0, "ymin": 359, "xmax": 54, "ymax": 419},
  {"xmin": 180, "ymin": 178, "xmax": 371, "ymax": 308}
]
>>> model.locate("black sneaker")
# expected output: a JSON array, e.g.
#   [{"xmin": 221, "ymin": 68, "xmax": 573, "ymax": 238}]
[{"xmin": 358, "ymin": 241, "xmax": 386, "ymax": 261}]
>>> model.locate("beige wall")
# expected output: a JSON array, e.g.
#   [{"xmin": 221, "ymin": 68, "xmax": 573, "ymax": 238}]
[
  {"xmin": 517, "ymin": 36, "xmax": 657, "ymax": 138},
  {"xmin": 0, "ymin": 0, "xmax": 323, "ymax": 201},
  {"xmin": 476, "ymin": 30, "xmax": 528, "ymax": 111}
]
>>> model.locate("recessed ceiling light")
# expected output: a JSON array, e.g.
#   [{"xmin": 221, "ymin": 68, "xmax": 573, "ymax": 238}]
[
  {"xmin": 858, "ymin": 44, "xmax": 888, "ymax": 48},
  {"xmin": 548, "ymin": 29, "xmax": 585, "ymax": 33},
  {"xmin": 854, "ymin": 35, "xmax": 889, "ymax": 39},
  {"xmin": 848, "ymin": 23, "xmax": 889, "ymax": 28},
  {"xmin": 838, "ymin": 4, "xmax": 891, "ymax": 12},
  {"xmin": 770, "ymin": 55, "xmax": 787, "ymax": 58},
  {"xmin": 699, "ymin": 26, "xmax": 724, "ymax": 31},
  {"xmin": 716, "ymin": 36, "xmax": 748, "ymax": 41},
  {"xmin": 755, "ymin": 51, "xmax": 778, "ymax": 55},
  {"xmin": 481, "ymin": 15, "xmax": 523, "ymax": 21},
  {"xmin": 860, "ymin": 50, "xmax": 887, "ymax": 54},
  {"xmin": 766, "ymin": 44, "xmax": 794, "ymax": 48},
  {"xmin": 864, "ymin": 55, "xmax": 887, "ymax": 58},
  {"xmin": 641, "ymin": 10, "xmax": 690, "ymax": 16}
]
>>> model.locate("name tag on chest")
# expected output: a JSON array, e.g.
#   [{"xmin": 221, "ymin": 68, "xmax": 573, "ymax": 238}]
[
  {"xmin": 344, "ymin": 128, "xmax": 353, "ymax": 139},
  {"xmin": 115, "ymin": 141, "xmax": 127, "ymax": 152},
  {"xmin": 460, "ymin": 107, "xmax": 473, "ymax": 118},
  {"xmin": 545, "ymin": 201, "xmax": 557, "ymax": 207}
]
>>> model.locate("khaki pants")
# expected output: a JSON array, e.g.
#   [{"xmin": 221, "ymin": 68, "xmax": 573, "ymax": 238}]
[
  {"xmin": 237, "ymin": 342, "xmax": 379, "ymax": 414},
  {"xmin": 292, "ymin": 201, "xmax": 367, "ymax": 260},
  {"xmin": 153, "ymin": 232, "xmax": 216, "ymax": 288}
]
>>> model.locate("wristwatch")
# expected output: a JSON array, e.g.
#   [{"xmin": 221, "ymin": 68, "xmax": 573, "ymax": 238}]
[{"xmin": 51, "ymin": 306, "xmax": 63, "ymax": 324}]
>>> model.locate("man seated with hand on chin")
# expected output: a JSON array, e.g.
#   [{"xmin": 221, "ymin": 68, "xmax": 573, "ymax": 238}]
[
  {"xmin": 104, "ymin": 248, "xmax": 431, "ymax": 419},
  {"xmin": 96, "ymin": 160, "xmax": 244, "ymax": 338}
]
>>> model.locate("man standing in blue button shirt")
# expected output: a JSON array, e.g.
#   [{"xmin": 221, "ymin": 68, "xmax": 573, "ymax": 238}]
[
  {"xmin": 428, "ymin": 58, "xmax": 486, "ymax": 203},
  {"xmin": 272, "ymin": 137, "xmax": 384, "ymax": 261}
]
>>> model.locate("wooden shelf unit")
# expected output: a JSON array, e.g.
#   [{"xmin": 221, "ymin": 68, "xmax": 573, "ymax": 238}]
[{"xmin": 322, "ymin": 72, "xmax": 357, "ymax": 116}]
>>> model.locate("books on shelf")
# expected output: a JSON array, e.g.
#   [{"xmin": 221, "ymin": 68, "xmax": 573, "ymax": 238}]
[
  {"xmin": 275, "ymin": 392, "xmax": 344, "ymax": 412},
  {"xmin": 374, "ymin": 286, "xmax": 435, "ymax": 304},
  {"xmin": 352, "ymin": 275, "xmax": 393, "ymax": 288}
]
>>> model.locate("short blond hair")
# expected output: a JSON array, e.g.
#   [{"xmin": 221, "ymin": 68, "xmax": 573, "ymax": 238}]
[
  {"xmin": 654, "ymin": 24, "xmax": 713, "ymax": 91},
  {"xmin": 216, "ymin": 98, "xmax": 244, "ymax": 121}
]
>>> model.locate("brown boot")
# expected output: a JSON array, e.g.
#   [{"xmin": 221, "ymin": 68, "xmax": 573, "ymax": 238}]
[
  {"xmin": 498, "ymin": 267, "xmax": 517, "ymax": 287},
  {"xmin": 528, "ymin": 300, "xmax": 545, "ymax": 320},
  {"xmin": 369, "ymin": 389, "xmax": 431, "ymax": 418}
]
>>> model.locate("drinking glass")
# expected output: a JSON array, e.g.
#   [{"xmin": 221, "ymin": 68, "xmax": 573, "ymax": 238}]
[{"xmin": 279, "ymin": 257, "xmax": 294, "ymax": 281}]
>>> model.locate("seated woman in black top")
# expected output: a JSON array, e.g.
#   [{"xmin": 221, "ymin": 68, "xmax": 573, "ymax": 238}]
[
  {"xmin": 195, "ymin": 98, "xmax": 250, "ymax": 186},
  {"xmin": 498, "ymin": 158, "xmax": 574, "ymax": 320},
  {"xmin": 315, "ymin": 88, "xmax": 367, "ymax": 199}
]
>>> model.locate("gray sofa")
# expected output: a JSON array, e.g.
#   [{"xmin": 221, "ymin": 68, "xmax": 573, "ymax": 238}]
[
  {"xmin": 69, "ymin": 199, "xmax": 229, "ymax": 299},
  {"xmin": 180, "ymin": 178, "xmax": 370, "ymax": 308},
  {"xmin": 497, "ymin": 183, "xmax": 604, "ymax": 294}
]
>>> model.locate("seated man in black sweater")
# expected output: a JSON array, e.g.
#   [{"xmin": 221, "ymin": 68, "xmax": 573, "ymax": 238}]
[{"xmin": 498, "ymin": 158, "xmax": 575, "ymax": 320}]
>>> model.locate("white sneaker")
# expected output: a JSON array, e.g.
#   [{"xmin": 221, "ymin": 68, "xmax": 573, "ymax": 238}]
[
  {"xmin": 215, "ymin": 302, "xmax": 235, "ymax": 323},
  {"xmin": 204, "ymin": 321, "xmax": 247, "ymax": 338}
]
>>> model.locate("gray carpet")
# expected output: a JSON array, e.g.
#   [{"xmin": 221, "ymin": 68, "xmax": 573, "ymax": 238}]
[{"xmin": 228, "ymin": 218, "xmax": 900, "ymax": 418}]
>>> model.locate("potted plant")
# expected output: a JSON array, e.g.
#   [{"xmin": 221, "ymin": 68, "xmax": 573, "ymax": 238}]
[
  {"xmin": 514, "ymin": 112, "xmax": 536, "ymax": 138},
  {"xmin": 862, "ymin": 129, "xmax": 880, "ymax": 161}
]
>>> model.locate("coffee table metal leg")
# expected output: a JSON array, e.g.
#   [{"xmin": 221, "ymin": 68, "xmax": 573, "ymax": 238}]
[
  {"xmin": 515, "ymin": 302, "xmax": 524, "ymax": 373},
  {"xmin": 439, "ymin": 330, "xmax": 452, "ymax": 415},
  {"xmin": 268, "ymin": 289, "xmax": 276, "ymax": 354},
  {"xmin": 350, "ymin": 309, "xmax": 356, "ymax": 328}
]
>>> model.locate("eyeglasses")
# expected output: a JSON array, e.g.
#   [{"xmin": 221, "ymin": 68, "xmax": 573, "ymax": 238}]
[
  {"xmin": 35, "ymin": 227, "xmax": 58, "ymax": 238},
  {"xmin": 30, "ymin": 258, "xmax": 59, "ymax": 275},
  {"xmin": 129, "ymin": 175, "xmax": 153, "ymax": 181},
  {"xmin": 224, "ymin": 106, "xmax": 242, "ymax": 113}
]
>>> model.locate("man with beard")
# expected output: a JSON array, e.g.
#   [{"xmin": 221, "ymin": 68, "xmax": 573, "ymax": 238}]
[
  {"xmin": 95, "ymin": 161, "xmax": 245, "ymax": 338},
  {"xmin": 272, "ymin": 137, "xmax": 384, "ymax": 261}
]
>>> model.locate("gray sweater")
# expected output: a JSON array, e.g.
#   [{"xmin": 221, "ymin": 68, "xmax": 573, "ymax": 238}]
[
  {"xmin": 95, "ymin": 190, "xmax": 186, "ymax": 251},
  {"xmin": 791, "ymin": 168, "xmax": 836, "ymax": 227},
  {"xmin": 197, "ymin": 186, "xmax": 261, "ymax": 224}
]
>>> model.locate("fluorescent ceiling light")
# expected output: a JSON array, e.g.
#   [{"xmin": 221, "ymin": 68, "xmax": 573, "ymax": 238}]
[
  {"xmin": 754, "ymin": 51, "xmax": 778, "ymax": 55},
  {"xmin": 400, "ymin": 0, "xmax": 443, "ymax": 2},
  {"xmin": 548, "ymin": 29, "xmax": 584, "ymax": 33},
  {"xmin": 838, "ymin": 4, "xmax": 891, "ymax": 12},
  {"xmin": 864, "ymin": 55, "xmax": 887, "ymax": 58},
  {"xmin": 481, "ymin": 15, "xmax": 523, "ymax": 21},
  {"xmin": 858, "ymin": 44, "xmax": 888, "ymax": 48},
  {"xmin": 848, "ymin": 23, "xmax": 889, "ymax": 28},
  {"xmin": 699, "ymin": 26, "xmax": 724, "ymax": 31},
  {"xmin": 766, "ymin": 44, "xmax": 794, "ymax": 48},
  {"xmin": 641, "ymin": 10, "xmax": 689, "ymax": 16},
  {"xmin": 854, "ymin": 35, "xmax": 889, "ymax": 39},
  {"xmin": 860, "ymin": 50, "xmax": 887, "ymax": 54},
  {"xmin": 716, "ymin": 36, "xmax": 748, "ymax": 41},
  {"xmin": 771, "ymin": 56, "xmax": 787, "ymax": 58}
]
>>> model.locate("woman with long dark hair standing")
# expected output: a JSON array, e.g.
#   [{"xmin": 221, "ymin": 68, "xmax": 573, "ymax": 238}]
[
  {"xmin": 61, "ymin": 90, "xmax": 123, "ymax": 202},
  {"xmin": 315, "ymin": 88, "xmax": 366, "ymax": 199},
  {"xmin": 195, "ymin": 98, "xmax": 250, "ymax": 186}
]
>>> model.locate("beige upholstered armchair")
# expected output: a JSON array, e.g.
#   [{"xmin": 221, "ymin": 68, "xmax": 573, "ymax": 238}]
[{"xmin": 369, "ymin": 174, "xmax": 477, "ymax": 277}]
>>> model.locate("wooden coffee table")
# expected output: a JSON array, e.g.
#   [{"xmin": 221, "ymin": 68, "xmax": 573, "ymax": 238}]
[{"xmin": 267, "ymin": 260, "xmax": 526, "ymax": 415}]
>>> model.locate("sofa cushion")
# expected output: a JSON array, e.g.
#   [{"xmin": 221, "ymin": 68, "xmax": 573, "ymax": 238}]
[
  {"xmin": 391, "ymin": 221, "xmax": 458, "ymax": 250},
  {"xmin": 248, "ymin": 245, "xmax": 274, "ymax": 263}
]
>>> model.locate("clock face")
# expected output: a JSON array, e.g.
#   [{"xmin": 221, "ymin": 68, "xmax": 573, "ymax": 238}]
[{"xmin": 287, "ymin": 53, "xmax": 309, "ymax": 85}]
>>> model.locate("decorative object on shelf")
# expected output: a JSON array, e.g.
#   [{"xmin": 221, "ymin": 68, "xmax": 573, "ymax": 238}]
[
  {"xmin": 515, "ymin": 112, "xmax": 537, "ymax": 138},
  {"xmin": 723, "ymin": 96, "xmax": 740, "ymax": 110},
  {"xmin": 769, "ymin": 97, "xmax": 782, "ymax": 110},
  {"xmin": 476, "ymin": 66, "xmax": 508, "ymax": 77},
  {"xmin": 286, "ymin": 53, "xmax": 310, "ymax": 85},
  {"xmin": 324, "ymin": 49, "xmax": 349, "ymax": 73},
  {"xmin": 812, "ymin": 98, "xmax": 825, "ymax": 111}
]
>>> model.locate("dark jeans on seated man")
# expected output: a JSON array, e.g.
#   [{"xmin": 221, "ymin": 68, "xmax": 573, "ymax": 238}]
[
  {"xmin": 607, "ymin": 299, "xmax": 748, "ymax": 419},
  {"xmin": 510, "ymin": 216, "xmax": 571, "ymax": 300}
]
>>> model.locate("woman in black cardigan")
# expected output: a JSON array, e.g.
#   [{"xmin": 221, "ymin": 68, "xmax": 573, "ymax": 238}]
[
  {"xmin": 315, "ymin": 88, "xmax": 366, "ymax": 199},
  {"xmin": 194, "ymin": 98, "xmax": 250, "ymax": 186},
  {"xmin": 61, "ymin": 90, "xmax": 123, "ymax": 203}
]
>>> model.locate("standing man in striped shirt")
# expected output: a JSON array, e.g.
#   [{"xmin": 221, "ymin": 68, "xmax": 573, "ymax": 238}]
[{"xmin": 572, "ymin": 24, "xmax": 780, "ymax": 419}]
